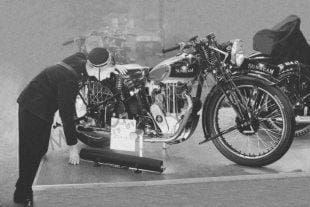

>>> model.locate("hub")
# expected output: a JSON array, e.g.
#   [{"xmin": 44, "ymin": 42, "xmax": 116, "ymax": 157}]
[{"xmin": 236, "ymin": 116, "xmax": 260, "ymax": 135}]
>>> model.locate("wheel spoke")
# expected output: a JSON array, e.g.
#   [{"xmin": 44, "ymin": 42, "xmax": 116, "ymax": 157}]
[
  {"xmin": 261, "ymin": 128, "xmax": 281, "ymax": 145},
  {"xmin": 255, "ymin": 134, "xmax": 262, "ymax": 152},
  {"xmin": 254, "ymin": 95, "xmax": 276, "ymax": 115},
  {"xmin": 257, "ymin": 133, "xmax": 271, "ymax": 149},
  {"xmin": 248, "ymin": 86, "xmax": 259, "ymax": 110},
  {"xmin": 259, "ymin": 122, "xmax": 282, "ymax": 139}
]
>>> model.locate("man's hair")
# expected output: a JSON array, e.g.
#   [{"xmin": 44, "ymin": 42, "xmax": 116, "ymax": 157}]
[{"xmin": 87, "ymin": 47, "xmax": 110, "ymax": 67}]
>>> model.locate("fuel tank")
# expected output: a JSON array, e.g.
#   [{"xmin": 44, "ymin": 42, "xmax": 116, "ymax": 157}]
[{"xmin": 149, "ymin": 53, "xmax": 196, "ymax": 82}]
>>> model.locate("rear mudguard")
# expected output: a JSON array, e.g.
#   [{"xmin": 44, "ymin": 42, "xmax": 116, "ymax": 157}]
[
  {"xmin": 235, "ymin": 55, "xmax": 280, "ymax": 80},
  {"xmin": 277, "ymin": 61, "xmax": 301, "ymax": 77},
  {"xmin": 244, "ymin": 54, "xmax": 303, "ymax": 80},
  {"xmin": 201, "ymin": 74, "xmax": 279, "ymax": 141}
]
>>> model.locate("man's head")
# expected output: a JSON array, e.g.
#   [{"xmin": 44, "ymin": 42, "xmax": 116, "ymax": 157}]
[{"xmin": 86, "ymin": 47, "xmax": 113, "ymax": 80}]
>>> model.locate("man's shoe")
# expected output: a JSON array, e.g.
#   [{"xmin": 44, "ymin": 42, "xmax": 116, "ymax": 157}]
[
  {"xmin": 13, "ymin": 194, "xmax": 26, "ymax": 204},
  {"xmin": 24, "ymin": 198, "xmax": 33, "ymax": 207},
  {"xmin": 13, "ymin": 197, "xmax": 33, "ymax": 207},
  {"xmin": 13, "ymin": 188, "xmax": 33, "ymax": 204}
]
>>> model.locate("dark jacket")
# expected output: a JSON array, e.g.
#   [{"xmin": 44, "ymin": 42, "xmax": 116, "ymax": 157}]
[{"xmin": 17, "ymin": 52, "xmax": 87, "ymax": 145}]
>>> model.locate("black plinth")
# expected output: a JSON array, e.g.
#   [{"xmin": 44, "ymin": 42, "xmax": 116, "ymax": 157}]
[{"xmin": 80, "ymin": 148, "xmax": 164, "ymax": 173}]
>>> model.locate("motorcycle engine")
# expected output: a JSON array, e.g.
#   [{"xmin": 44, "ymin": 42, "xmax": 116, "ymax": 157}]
[{"xmin": 150, "ymin": 82, "xmax": 188, "ymax": 135}]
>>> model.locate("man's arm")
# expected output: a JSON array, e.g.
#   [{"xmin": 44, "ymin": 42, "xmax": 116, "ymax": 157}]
[{"xmin": 57, "ymin": 80, "xmax": 78, "ymax": 146}]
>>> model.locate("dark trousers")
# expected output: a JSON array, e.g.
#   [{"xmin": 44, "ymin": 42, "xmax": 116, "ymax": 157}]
[{"xmin": 15, "ymin": 107, "xmax": 53, "ymax": 196}]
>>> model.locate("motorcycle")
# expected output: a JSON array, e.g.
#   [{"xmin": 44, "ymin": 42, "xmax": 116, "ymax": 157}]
[
  {"xmin": 63, "ymin": 31, "xmax": 134, "ymax": 64},
  {"xmin": 246, "ymin": 15, "xmax": 310, "ymax": 136},
  {"xmin": 74, "ymin": 33, "xmax": 295, "ymax": 167}
]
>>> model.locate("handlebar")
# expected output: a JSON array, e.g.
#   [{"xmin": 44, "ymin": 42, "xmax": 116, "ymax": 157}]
[
  {"xmin": 189, "ymin": 35, "xmax": 198, "ymax": 42},
  {"xmin": 62, "ymin": 33, "xmax": 130, "ymax": 47},
  {"xmin": 162, "ymin": 35, "xmax": 199, "ymax": 53},
  {"xmin": 162, "ymin": 45, "xmax": 181, "ymax": 53},
  {"xmin": 62, "ymin": 39, "xmax": 75, "ymax": 46},
  {"xmin": 62, "ymin": 36, "xmax": 86, "ymax": 46},
  {"xmin": 219, "ymin": 40, "xmax": 232, "ymax": 50},
  {"xmin": 162, "ymin": 35, "xmax": 233, "ymax": 55}
]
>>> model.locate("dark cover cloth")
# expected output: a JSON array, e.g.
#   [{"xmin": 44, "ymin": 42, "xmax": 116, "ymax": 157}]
[
  {"xmin": 17, "ymin": 52, "xmax": 86, "ymax": 145},
  {"xmin": 253, "ymin": 15, "xmax": 310, "ymax": 64}
]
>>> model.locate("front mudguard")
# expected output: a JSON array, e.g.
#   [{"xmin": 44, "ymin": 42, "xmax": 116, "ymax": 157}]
[
  {"xmin": 201, "ymin": 73, "xmax": 280, "ymax": 141},
  {"xmin": 231, "ymin": 70, "xmax": 280, "ymax": 86}
]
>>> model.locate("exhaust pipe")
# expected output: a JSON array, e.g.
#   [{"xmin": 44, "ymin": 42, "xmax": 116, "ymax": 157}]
[{"xmin": 295, "ymin": 116, "xmax": 310, "ymax": 124}]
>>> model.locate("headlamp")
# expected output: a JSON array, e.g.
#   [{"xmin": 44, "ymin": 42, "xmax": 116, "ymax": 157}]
[{"xmin": 231, "ymin": 39, "xmax": 245, "ymax": 67}]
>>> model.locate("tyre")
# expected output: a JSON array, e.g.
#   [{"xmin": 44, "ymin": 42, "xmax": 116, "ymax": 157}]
[
  {"xmin": 278, "ymin": 74, "xmax": 310, "ymax": 137},
  {"xmin": 295, "ymin": 123, "xmax": 310, "ymax": 137},
  {"xmin": 293, "ymin": 93, "xmax": 310, "ymax": 136},
  {"xmin": 75, "ymin": 80, "xmax": 116, "ymax": 148},
  {"xmin": 203, "ymin": 78, "xmax": 295, "ymax": 166}
]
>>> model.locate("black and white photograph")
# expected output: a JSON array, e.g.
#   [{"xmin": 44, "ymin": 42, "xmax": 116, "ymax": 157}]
[{"xmin": 0, "ymin": 0, "xmax": 310, "ymax": 206}]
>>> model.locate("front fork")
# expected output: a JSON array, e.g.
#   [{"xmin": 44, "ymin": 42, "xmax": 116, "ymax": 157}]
[
  {"xmin": 199, "ymin": 79, "xmax": 253, "ymax": 145},
  {"xmin": 220, "ymin": 78, "xmax": 252, "ymax": 121},
  {"xmin": 199, "ymin": 73, "xmax": 255, "ymax": 144}
]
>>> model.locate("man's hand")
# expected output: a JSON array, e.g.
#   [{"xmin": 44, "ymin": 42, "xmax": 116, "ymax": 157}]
[
  {"xmin": 113, "ymin": 65, "xmax": 128, "ymax": 75},
  {"xmin": 69, "ymin": 144, "xmax": 80, "ymax": 165},
  {"xmin": 93, "ymin": 65, "xmax": 128, "ymax": 81}
]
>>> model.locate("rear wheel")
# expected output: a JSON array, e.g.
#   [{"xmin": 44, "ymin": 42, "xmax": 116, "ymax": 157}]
[
  {"xmin": 75, "ymin": 80, "xmax": 116, "ymax": 148},
  {"xmin": 203, "ymin": 78, "xmax": 295, "ymax": 166},
  {"xmin": 278, "ymin": 74, "xmax": 310, "ymax": 137},
  {"xmin": 287, "ymin": 94, "xmax": 310, "ymax": 137}
]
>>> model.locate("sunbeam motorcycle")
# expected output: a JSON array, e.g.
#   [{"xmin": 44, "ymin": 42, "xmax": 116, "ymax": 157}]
[
  {"xmin": 246, "ymin": 15, "xmax": 310, "ymax": 136},
  {"xmin": 73, "ymin": 33, "xmax": 295, "ymax": 167}
]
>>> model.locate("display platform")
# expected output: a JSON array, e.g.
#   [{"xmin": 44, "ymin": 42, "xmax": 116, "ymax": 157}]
[{"xmin": 33, "ymin": 121, "xmax": 310, "ymax": 187}]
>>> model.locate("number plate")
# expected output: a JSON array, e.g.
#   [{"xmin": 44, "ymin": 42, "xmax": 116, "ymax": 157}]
[{"xmin": 110, "ymin": 118, "xmax": 137, "ymax": 151}]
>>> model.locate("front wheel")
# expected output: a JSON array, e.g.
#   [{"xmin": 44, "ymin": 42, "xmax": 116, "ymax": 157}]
[{"xmin": 203, "ymin": 78, "xmax": 295, "ymax": 167}]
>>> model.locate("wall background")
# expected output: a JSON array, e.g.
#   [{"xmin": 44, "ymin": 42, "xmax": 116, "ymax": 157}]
[
  {"xmin": 0, "ymin": 0, "xmax": 309, "ymax": 205},
  {"xmin": 1, "ymin": 0, "xmax": 310, "ymax": 84}
]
